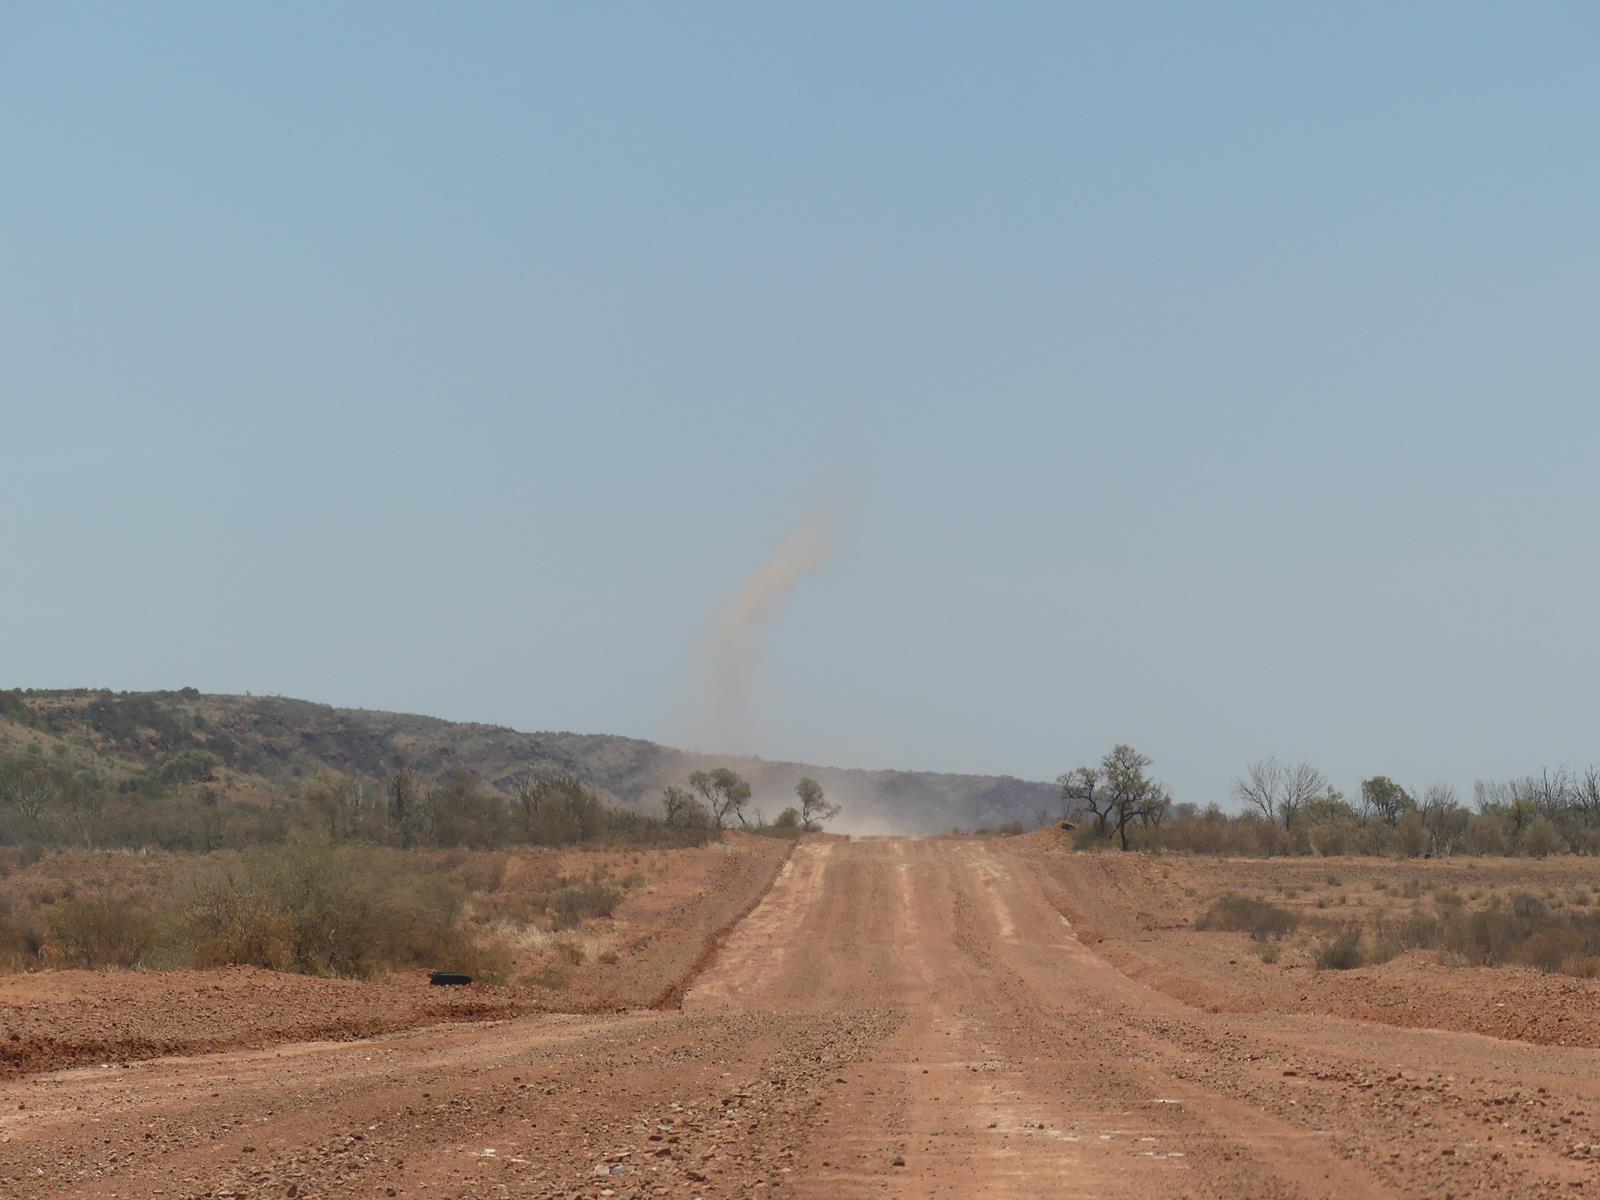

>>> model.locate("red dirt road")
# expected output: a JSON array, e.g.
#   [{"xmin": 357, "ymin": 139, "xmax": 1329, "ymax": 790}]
[{"xmin": 4, "ymin": 838, "xmax": 1599, "ymax": 1198}]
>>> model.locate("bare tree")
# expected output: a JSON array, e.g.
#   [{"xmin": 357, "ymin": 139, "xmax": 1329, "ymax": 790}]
[
  {"xmin": 387, "ymin": 760, "xmax": 419, "ymax": 846},
  {"xmin": 0, "ymin": 759, "xmax": 58, "ymax": 825},
  {"xmin": 1418, "ymin": 782, "xmax": 1463, "ymax": 854},
  {"xmin": 1057, "ymin": 766, "xmax": 1105, "ymax": 835},
  {"xmin": 1279, "ymin": 761, "xmax": 1326, "ymax": 830},
  {"xmin": 1575, "ymin": 768, "xmax": 1600, "ymax": 823},
  {"xmin": 1234, "ymin": 758, "xmax": 1285, "ymax": 826},
  {"xmin": 1523, "ymin": 767, "xmax": 1575, "ymax": 818}
]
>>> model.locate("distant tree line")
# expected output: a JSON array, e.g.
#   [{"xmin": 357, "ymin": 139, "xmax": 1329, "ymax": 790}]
[
  {"xmin": 1059, "ymin": 748, "xmax": 1600, "ymax": 857},
  {"xmin": 659, "ymin": 769, "xmax": 839, "ymax": 839},
  {"xmin": 0, "ymin": 745, "xmax": 842, "ymax": 854}
]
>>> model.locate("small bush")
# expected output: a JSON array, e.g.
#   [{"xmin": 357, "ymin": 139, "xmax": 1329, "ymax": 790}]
[
  {"xmin": 549, "ymin": 882, "xmax": 622, "ymax": 926},
  {"xmin": 0, "ymin": 910, "xmax": 43, "ymax": 972},
  {"xmin": 527, "ymin": 962, "xmax": 570, "ymax": 990},
  {"xmin": 1519, "ymin": 926, "xmax": 1587, "ymax": 974},
  {"xmin": 47, "ymin": 896, "xmax": 160, "ymax": 968},
  {"xmin": 1561, "ymin": 954, "xmax": 1600, "ymax": 979},
  {"xmin": 1510, "ymin": 892, "xmax": 1547, "ymax": 920},
  {"xmin": 1315, "ymin": 929, "xmax": 1365, "ymax": 970},
  {"xmin": 1195, "ymin": 894, "xmax": 1299, "ymax": 939}
]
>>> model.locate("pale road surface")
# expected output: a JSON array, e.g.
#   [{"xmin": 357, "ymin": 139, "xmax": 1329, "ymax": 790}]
[{"xmin": 3, "ymin": 839, "xmax": 1597, "ymax": 1198}]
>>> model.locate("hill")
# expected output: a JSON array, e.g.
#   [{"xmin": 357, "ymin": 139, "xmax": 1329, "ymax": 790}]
[{"xmin": 0, "ymin": 689, "xmax": 1057, "ymax": 836}]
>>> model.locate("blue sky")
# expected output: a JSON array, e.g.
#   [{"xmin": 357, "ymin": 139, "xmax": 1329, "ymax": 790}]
[{"xmin": 3, "ymin": 3, "xmax": 1598, "ymax": 808}]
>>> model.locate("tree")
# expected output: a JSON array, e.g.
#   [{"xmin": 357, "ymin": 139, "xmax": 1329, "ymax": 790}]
[
  {"xmin": 1233, "ymin": 758, "xmax": 1325, "ymax": 830},
  {"xmin": 1057, "ymin": 766, "xmax": 1106, "ymax": 835},
  {"xmin": 514, "ymin": 775, "xmax": 605, "ymax": 844},
  {"xmin": 689, "ymin": 767, "xmax": 752, "ymax": 830},
  {"xmin": 303, "ymin": 772, "xmax": 361, "ymax": 841},
  {"xmin": 1234, "ymin": 758, "xmax": 1284, "ymax": 826},
  {"xmin": 1098, "ymin": 744, "xmax": 1169, "ymax": 851},
  {"xmin": 1358, "ymin": 776, "xmax": 1413, "ymax": 827},
  {"xmin": 794, "ymin": 776, "xmax": 840, "ymax": 831},
  {"xmin": 1280, "ymin": 762, "xmax": 1326, "ymax": 830},
  {"xmin": 1395, "ymin": 808, "xmax": 1429, "ymax": 857},
  {"xmin": 1575, "ymin": 768, "xmax": 1600, "ymax": 824},
  {"xmin": 0, "ymin": 756, "xmax": 59, "ymax": 826},
  {"xmin": 774, "ymin": 806, "xmax": 802, "ymax": 829},
  {"xmin": 57, "ymin": 771, "xmax": 106, "ymax": 849},
  {"xmin": 387, "ymin": 760, "xmax": 419, "ymax": 847},
  {"xmin": 1418, "ymin": 783, "xmax": 1466, "ymax": 855},
  {"xmin": 427, "ymin": 769, "xmax": 507, "ymax": 847},
  {"xmin": 661, "ymin": 785, "xmax": 694, "ymax": 825}
]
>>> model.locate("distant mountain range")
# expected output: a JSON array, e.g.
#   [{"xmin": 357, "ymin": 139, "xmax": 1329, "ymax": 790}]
[{"xmin": 0, "ymin": 690, "xmax": 1059, "ymax": 835}]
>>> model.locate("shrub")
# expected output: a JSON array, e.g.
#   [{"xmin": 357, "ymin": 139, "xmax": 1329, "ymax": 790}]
[
  {"xmin": 1561, "ymin": 954, "xmax": 1600, "ymax": 979},
  {"xmin": 180, "ymin": 841, "xmax": 467, "ymax": 978},
  {"xmin": 47, "ymin": 896, "xmax": 160, "ymax": 968},
  {"xmin": 549, "ymin": 882, "xmax": 622, "ymax": 927},
  {"xmin": 526, "ymin": 962, "xmax": 570, "ymax": 990},
  {"xmin": 1315, "ymin": 929, "xmax": 1365, "ymax": 970},
  {"xmin": 1520, "ymin": 926, "xmax": 1586, "ymax": 973},
  {"xmin": 1510, "ymin": 892, "xmax": 1547, "ymax": 920},
  {"xmin": 183, "ymin": 874, "xmax": 295, "ymax": 970},
  {"xmin": 1369, "ymin": 913, "xmax": 1442, "ymax": 963},
  {"xmin": 0, "ymin": 909, "xmax": 42, "ymax": 971},
  {"xmin": 1195, "ymin": 894, "xmax": 1299, "ymax": 939}
]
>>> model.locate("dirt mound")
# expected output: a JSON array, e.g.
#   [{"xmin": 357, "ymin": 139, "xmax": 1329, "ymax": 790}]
[
  {"xmin": 0, "ymin": 834, "xmax": 793, "ymax": 1076},
  {"xmin": 0, "ymin": 966, "xmax": 526, "ymax": 1076}
]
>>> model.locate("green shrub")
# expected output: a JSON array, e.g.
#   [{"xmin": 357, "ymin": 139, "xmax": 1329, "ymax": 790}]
[
  {"xmin": 1195, "ymin": 894, "xmax": 1299, "ymax": 939},
  {"xmin": 1315, "ymin": 929, "xmax": 1365, "ymax": 970}
]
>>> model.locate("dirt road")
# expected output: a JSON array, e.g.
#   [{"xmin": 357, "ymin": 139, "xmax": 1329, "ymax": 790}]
[{"xmin": 4, "ymin": 838, "xmax": 1598, "ymax": 1198}]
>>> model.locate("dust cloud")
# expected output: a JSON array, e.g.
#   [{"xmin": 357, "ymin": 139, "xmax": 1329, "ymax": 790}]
[{"xmin": 712, "ymin": 508, "xmax": 841, "ymax": 752}]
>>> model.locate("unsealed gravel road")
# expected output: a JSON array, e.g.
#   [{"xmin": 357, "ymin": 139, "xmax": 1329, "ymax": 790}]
[{"xmin": 4, "ymin": 838, "xmax": 1599, "ymax": 1198}]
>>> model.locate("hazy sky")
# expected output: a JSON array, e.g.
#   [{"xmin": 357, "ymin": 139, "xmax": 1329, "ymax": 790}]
[{"xmin": 4, "ymin": 4, "xmax": 1598, "ymax": 808}]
